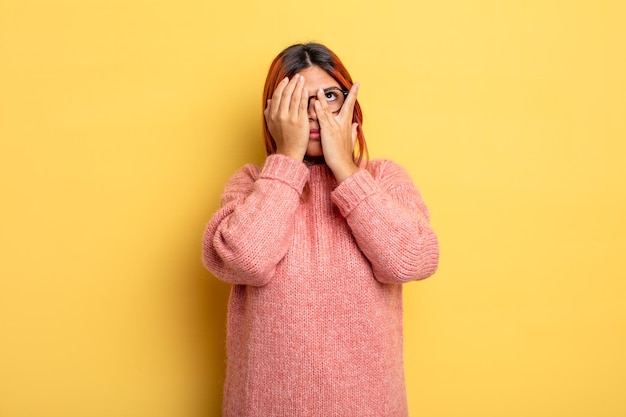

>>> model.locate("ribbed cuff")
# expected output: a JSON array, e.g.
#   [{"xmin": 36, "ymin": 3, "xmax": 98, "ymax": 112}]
[
  {"xmin": 259, "ymin": 154, "xmax": 310, "ymax": 194},
  {"xmin": 331, "ymin": 169, "xmax": 380, "ymax": 217}
]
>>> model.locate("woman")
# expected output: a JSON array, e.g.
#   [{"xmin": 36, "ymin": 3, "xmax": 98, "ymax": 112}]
[{"xmin": 202, "ymin": 42, "xmax": 439, "ymax": 417}]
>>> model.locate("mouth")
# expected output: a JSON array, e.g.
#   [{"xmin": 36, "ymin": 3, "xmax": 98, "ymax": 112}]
[{"xmin": 309, "ymin": 128, "xmax": 320, "ymax": 140}]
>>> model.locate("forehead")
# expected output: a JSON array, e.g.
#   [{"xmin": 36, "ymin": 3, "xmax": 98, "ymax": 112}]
[{"xmin": 297, "ymin": 65, "xmax": 340, "ymax": 89}]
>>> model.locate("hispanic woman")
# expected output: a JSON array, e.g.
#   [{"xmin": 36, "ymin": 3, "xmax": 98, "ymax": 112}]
[{"xmin": 202, "ymin": 42, "xmax": 439, "ymax": 417}]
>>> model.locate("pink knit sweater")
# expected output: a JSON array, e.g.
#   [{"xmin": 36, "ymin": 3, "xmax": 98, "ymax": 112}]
[{"xmin": 202, "ymin": 154, "xmax": 439, "ymax": 417}]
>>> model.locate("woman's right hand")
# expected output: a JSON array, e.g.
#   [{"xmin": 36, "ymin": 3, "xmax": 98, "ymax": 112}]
[{"xmin": 264, "ymin": 75, "xmax": 309, "ymax": 161}]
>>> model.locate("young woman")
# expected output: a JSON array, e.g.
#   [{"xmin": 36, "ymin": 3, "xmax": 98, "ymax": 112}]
[{"xmin": 202, "ymin": 42, "xmax": 439, "ymax": 417}]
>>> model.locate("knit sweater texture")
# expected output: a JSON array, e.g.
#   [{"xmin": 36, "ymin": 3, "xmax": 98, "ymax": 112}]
[{"xmin": 202, "ymin": 154, "xmax": 439, "ymax": 417}]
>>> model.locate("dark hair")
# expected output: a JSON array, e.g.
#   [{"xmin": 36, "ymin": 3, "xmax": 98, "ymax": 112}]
[{"xmin": 262, "ymin": 43, "xmax": 368, "ymax": 166}]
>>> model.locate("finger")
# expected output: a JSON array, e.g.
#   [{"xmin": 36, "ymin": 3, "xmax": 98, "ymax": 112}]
[
  {"xmin": 299, "ymin": 86, "xmax": 309, "ymax": 117},
  {"xmin": 315, "ymin": 88, "xmax": 334, "ymax": 120},
  {"xmin": 314, "ymin": 95, "xmax": 331, "ymax": 128},
  {"xmin": 351, "ymin": 122, "xmax": 358, "ymax": 145},
  {"xmin": 290, "ymin": 75, "xmax": 305, "ymax": 113},
  {"xmin": 339, "ymin": 82, "xmax": 360, "ymax": 119},
  {"xmin": 270, "ymin": 77, "xmax": 289, "ymax": 115},
  {"xmin": 279, "ymin": 75, "xmax": 300, "ymax": 114}
]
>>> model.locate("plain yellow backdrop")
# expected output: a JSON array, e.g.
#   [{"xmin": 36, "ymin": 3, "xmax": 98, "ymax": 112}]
[{"xmin": 1, "ymin": 1, "xmax": 625, "ymax": 416}]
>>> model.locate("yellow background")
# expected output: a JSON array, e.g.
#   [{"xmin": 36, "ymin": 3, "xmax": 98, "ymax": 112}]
[{"xmin": 1, "ymin": 0, "xmax": 625, "ymax": 416}]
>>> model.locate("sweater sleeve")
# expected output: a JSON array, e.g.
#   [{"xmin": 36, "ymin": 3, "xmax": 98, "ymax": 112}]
[
  {"xmin": 331, "ymin": 160, "xmax": 439, "ymax": 284},
  {"xmin": 202, "ymin": 154, "xmax": 309, "ymax": 286}
]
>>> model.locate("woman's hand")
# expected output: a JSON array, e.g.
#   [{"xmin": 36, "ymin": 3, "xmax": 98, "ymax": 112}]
[
  {"xmin": 264, "ymin": 75, "xmax": 309, "ymax": 161},
  {"xmin": 314, "ymin": 82, "xmax": 360, "ymax": 183}
]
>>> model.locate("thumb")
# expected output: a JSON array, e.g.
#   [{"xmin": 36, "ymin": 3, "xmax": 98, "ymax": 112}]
[{"xmin": 351, "ymin": 122, "xmax": 359, "ymax": 145}]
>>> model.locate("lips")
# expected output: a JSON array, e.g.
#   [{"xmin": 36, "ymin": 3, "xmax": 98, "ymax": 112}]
[{"xmin": 309, "ymin": 128, "xmax": 320, "ymax": 140}]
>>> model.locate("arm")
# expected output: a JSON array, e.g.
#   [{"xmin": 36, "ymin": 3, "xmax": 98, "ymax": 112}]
[
  {"xmin": 203, "ymin": 75, "xmax": 309, "ymax": 285},
  {"xmin": 202, "ymin": 154, "xmax": 309, "ymax": 286},
  {"xmin": 331, "ymin": 160, "xmax": 439, "ymax": 284}
]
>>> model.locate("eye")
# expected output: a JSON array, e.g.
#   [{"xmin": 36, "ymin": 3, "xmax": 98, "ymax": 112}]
[{"xmin": 324, "ymin": 91, "xmax": 340, "ymax": 102}]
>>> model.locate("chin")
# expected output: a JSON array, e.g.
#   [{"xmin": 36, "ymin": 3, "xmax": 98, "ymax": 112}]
[{"xmin": 305, "ymin": 142, "xmax": 324, "ymax": 158}]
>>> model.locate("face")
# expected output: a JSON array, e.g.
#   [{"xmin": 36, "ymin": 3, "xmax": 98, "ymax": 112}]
[{"xmin": 296, "ymin": 65, "xmax": 342, "ymax": 158}]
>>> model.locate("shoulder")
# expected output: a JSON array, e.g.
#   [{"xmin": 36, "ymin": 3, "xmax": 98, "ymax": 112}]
[
  {"xmin": 364, "ymin": 159, "xmax": 431, "ymax": 219},
  {"xmin": 364, "ymin": 159, "xmax": 416, "ymax": 189},
  {"xmin": 223, "ymin": 163, "xmax": 261, "ymax": 193},
  {"xmin": 364, "ymin": 159, "xmax": 407, "ymax": 175},
  {"xmin": 233, "ymin": 163, "xmax": 262, "ymax": 179}
]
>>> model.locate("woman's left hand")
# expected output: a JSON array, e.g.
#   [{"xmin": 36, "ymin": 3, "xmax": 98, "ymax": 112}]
[{"xmin": 314, "ymin": 83, "xmax": 360, "ymax": 183}]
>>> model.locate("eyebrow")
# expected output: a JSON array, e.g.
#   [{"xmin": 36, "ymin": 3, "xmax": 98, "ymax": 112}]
[{"xmin": 307, "ymin": 87, "xmax": 343, "ymax": 98}]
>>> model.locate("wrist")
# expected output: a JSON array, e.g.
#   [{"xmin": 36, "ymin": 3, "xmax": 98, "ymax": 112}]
[
  {"xmin": 329, "ymin": 159, "xmax": 359, "ymax": 184},
  {"xmin": 276, "ymin": 147, "xmax": 305, "ymax": 162}
]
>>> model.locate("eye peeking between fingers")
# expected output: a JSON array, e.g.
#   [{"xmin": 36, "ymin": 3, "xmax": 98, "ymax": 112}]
[{"xmin": 307, "ymin": 87, "xmax": 349, "ymax": 114}]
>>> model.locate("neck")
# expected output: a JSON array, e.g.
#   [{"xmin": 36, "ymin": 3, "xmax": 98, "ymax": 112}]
[{"xmin": 304, "ymin": 155, "xmax": 326, "ymax": 166}]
